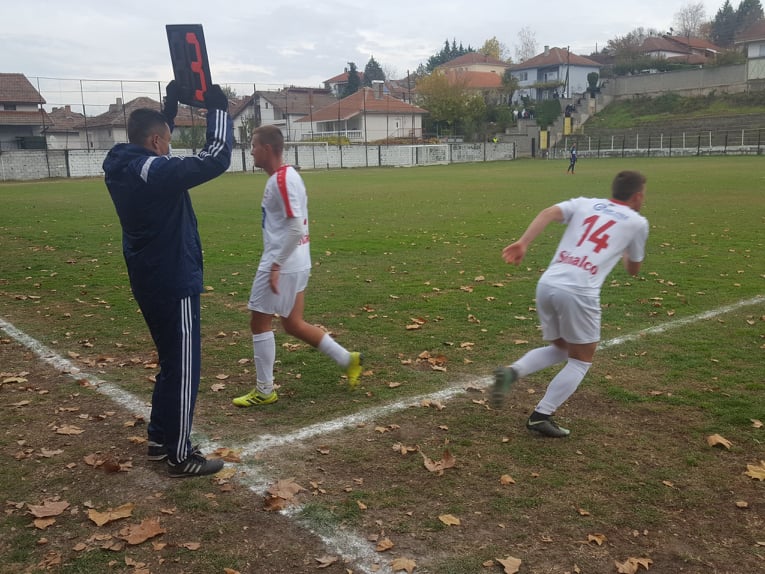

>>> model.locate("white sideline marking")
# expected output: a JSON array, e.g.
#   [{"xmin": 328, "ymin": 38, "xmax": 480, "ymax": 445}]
[{"xmin": 2, "ymin": 293, "xmax": 763, "ymax": 574}]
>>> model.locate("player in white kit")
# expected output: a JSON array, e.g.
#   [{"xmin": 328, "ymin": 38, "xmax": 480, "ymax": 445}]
[
  {"xmin": 233, "ymin": 125, "xmax": 362, "ymax": 407},
  {"xmin": 493, "ymin": 170, "xmax": 649, "ymax": 437}
]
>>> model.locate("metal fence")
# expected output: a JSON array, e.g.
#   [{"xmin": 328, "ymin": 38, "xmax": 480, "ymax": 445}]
[{"xmin": 550, "ymin": 128, "xmax": 765, "ymax": 158}]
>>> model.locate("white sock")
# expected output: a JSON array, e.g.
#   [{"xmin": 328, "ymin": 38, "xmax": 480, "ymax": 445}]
[
  {"xmin": 512, "ymin": 345, "xmax": 568, "ymax": 378},
  {"xmin": 317, "ymin": 333, "xmax": 350, "ymax": 368},
  {"xmin": 253, "ymin": 331, "xmax": 275, "ymax": 395},
  {"xmin": 535, "ymin": 358, "xmax": 591, "ymax": 415}
]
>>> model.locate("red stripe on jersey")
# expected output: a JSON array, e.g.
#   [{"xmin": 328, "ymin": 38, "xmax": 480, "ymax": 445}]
[{"xmin": 276, "ymin": 165, "xmax": 294, "ymax": 218}]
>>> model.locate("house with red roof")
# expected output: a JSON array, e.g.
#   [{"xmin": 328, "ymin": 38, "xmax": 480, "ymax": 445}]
[
  {"xmin": 324, "ymin": 69, "xmax": 365, "ymax": 98},
  {"xmin": 296, "ymin": 86, "xmax": 427, "ymax": 142},
  {"xmin": 510, "ymin": 46, "xmax": 600, "ymax": 102},
  {"xmin": 735, "ymin": 19, "xmax": 765, "ymax": 62},
  {"xmin": 0, "ymin": 73, "xmax": 50, "ymax": 150}
]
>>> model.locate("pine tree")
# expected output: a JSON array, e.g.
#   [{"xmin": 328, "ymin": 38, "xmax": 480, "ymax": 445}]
[
  {"xmin": 363, "ymin": 56, "xmax": 385, "ymax": 87},
  {"xmin": 342, "ymin": 62, "xmax": 361, "ymax": 97}
]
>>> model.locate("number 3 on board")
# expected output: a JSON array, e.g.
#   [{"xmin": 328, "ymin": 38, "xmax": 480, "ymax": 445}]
[{"xmin": 166, "ymin": 24, "xmax": 213, "ymax": 108}]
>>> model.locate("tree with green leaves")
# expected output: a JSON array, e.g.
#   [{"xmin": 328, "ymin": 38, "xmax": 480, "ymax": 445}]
[
  {"xmin": 479, "ymin": 36, "xmax": 510, "ymax": 61},
  {"xmin": 425, "ymin": 38, "xmax": 475, "ymax": 72},
  {"xmin": 711, "ymin": 0, "xmax": 737, "ymax": 46},
  {"xmin": 342, "ymin": 62, "xmax": 361, "ymax": 97},
  {"xmin": 737, "ymin": 0, "xmax": 764, "ymax": 31},
  {"xmin": 363, "ymin": 56, "xmax": 385, "ymax": 86}
]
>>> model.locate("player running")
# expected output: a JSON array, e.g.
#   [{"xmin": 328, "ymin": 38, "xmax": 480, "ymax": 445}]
[
  {"xmin": 492, "ymin": 170, "xmax": 649, "ymax": 437},
  {"xmin": 232, "ymin": 125, "xmax": 363, "ymax": 408}
]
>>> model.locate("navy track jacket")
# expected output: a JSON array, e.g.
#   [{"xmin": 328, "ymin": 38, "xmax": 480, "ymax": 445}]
[{"xmin": 103, "ymin": 109, "xmax": 233, "ymax": 299}]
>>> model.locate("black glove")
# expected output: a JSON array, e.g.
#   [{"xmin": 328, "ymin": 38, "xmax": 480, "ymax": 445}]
[
  {"xmin": 162, "ymin": 80, "xmax": 179, "ymax": 123},
  {"xmin": 204, "ymin": 84, "xmax": 228, "ymax": 112}
]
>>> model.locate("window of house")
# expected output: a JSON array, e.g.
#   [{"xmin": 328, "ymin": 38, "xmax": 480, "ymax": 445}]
[
  {"xmin": 518, "ymin": 72, "xmax": 528, "ymax": 81},
  {"xmin": 4, "ymin": 104, "xmax": 17, "ymax": 111}
]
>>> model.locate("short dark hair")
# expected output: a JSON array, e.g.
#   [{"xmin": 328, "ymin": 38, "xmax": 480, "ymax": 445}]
[
  {"xmin": 127, "ymin": 108, "xmax": 168, "ymax": 145},
  {"xmin": 611, "ymin": 170, "xmax": 646, "ymax": 201},
  {"xmin": 253, "ymin": 124, "xmax": 284, "ymax": 156}
]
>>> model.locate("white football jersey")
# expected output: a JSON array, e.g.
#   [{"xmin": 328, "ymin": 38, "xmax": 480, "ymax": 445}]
[
  {"xmin": 540, "ymin": 197, "xmax": 649, "ymax": 296},
  {"xmin": 258, "ymin": 165, "xmax": 311, "ymax": 273}
]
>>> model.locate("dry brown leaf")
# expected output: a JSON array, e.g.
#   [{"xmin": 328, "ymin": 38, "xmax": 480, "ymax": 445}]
[
  {"xmin": 88, "ymin": 503, "xmax": 135, "ymax": 526},
  {"xmin": 745, "ymin": 460, "xmax": 765, "ymax": 480},
  {"xmin": 181, "ymin": 542, "xmax": 201, "ymax": 550},
  {"xmin": 577, "ymin": 508, "xmax": 591, "ymax": 516},
  {"xmin": 39, "ymin": 448, "xmax": 63, "ymax": 458},
  {"xmin": 28, "ymin": 500, "xmax": 70, "ymax": 518},
  {"xmin": 356, "ymin": 500, "xmax": 367, "ymax": 511},
  {"xmin": 751, "ymin": 419, "xmax": 763, "ymax": 429},
  {"xmin": 438, "ymin": 514, "xmax": 460, "ymax": 526},
  {"xmin": 615, "ymin": 557, "xmax": 653, "ymax": 573},
  {"xmin": 421, "ymin": 449, "xmax": 456, "ymax": 475},
  {"xmin": 735, "ymin": 500, "xmax": 749, "ymax": 508},
  {"xmin": 223, "ymin": 569, "xmax": 241, "ymax": 574},
  {"xmin": 316, "ymin": 555, "xmax": 339, "ymax": 569},
  {"xmin": 210, "ymin": 383, "xmax": 226, "ymax": 392},
  {"xmin": 391, "ymin": 557, "xmax": 417, "ymax": 573},
  {"xmin": 588, "ymin": 533, "xmax": 607, "ymax": 545},
  {"xmin": 500, "ymin": 474, "xmax": 515, "ymax": 485},
  {"xmin": 496, "ymin": 556, "xmax": 522, "ymax": 574},
  {"xmin": 118, "ymin": 517, "xmax": 166, "ymax": 545},
  {"xmin": 34, "ymin": 517, "xmax": 56, "ymax": 530},
  {"xmin": 707, "ymin": 434, "xmax": 732, "ymax": 449},
  {"xmin": 211, "ymin": 447, "xmax": 241, "ymax": 462},
  {"xmin": 55, "ymin": 425, "xmax": 84, "ymax": 435},
  {"xmin": 376, "ymin": 537, "xmax": 394, "ymax": 552}
]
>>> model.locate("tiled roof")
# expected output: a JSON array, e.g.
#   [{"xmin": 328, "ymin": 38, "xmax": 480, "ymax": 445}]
[
  {"xmin": 297, "ymin": 87, "xmax": 427, "ymax": 123},
  {"xmin": 444, "ymin": 70, "xmax": 503, "ymax": 89},
  {"xmin": 86, "ymin": 97, "xmax": 207, "ymax": 128},
  {"xmin": 229, "ymin": 95, "xmax": 255, "ymax": 118},
  {"xmin": 0, "ymin": 73, "xmax": 46, "ymax": 104},
  {"xmin": 736, "ymin": 19, "xmax": 765, "ymax": 43},
  {"xmin": 324, "ymin": 70, "xmax": 365, "ymax": 84},
  {"xmin": 642, "ymin": 37, "xmax": 689, "ymax": 54},
  {"xmin": 257, "ymin": 88, "xmax": 336, "ymax": 116},
  {"xmin": 46, "ymin": 106, "xmax": 86, "ymax": 131},
  {"xmin": 0, "ymin": 110, "xmax": 51, "ymax": 126},
  {"xmin": 665, "ymin": 35, "xmax": 721, "ymax": 52},
  {"xmin": 440, "ymin": 52, "xmax": 508, "ymax": 68},
  {"xmin": 512, "ymin": 47, "xmax": 600, "ymax": 71}
]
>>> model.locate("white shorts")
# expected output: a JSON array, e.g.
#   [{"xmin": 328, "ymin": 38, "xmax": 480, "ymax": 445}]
[
  {"xmin": 535, "ymin": 281, "xmax": 601, "ymax": 345},
  {"xmin": 247, "ymin": 268, "xmax": 310, "ymax": 317}
]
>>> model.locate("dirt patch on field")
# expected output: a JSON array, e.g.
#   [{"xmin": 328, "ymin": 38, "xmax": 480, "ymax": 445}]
[{"xmin": 1, "ymin": 337, "xmax": 763, "ymax": 574}]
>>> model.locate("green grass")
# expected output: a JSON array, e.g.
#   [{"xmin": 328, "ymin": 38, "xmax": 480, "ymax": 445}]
[{"xmin": 1, "ymin": 157, "xmax": 763, "ymax": 439}]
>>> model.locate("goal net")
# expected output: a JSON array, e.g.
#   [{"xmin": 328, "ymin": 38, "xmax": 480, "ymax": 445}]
[{"xmin": 382, "ymin": 144, "xmax": 450, "ymax": 167}]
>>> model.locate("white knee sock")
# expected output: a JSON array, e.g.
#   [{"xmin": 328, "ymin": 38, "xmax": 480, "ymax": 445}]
[
  {"xmin": 317, "ymin": 333, "xmax": 350, "ymax": 368},
  {"xmin": 512, "ymin": 345, "xmax": 568, "ymax": 378},
  {"xmin": 253, "ymin": 331, "xmax": 275, "ymax": 394},
  {"xmin": 535, "ymin": 358, "xmax": 591, "ymax": 415}
]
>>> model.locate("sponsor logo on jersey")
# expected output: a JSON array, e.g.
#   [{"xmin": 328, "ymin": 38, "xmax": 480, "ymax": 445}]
[
  {"xmin": 556, "ymin": 250, "xmax": 599, "ymax": 275},
  {"xmin": 593, "ymin": 202, "xmax": 630, "ymax": 221}
]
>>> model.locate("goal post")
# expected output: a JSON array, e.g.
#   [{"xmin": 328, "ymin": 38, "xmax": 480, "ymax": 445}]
[
  {"xmin": 380, "ymin": 144, "xmax": 450, "ymax": 167},
  {"xmin": 284, "ymin": 141, "xmax": 330, "ymax": 170}
]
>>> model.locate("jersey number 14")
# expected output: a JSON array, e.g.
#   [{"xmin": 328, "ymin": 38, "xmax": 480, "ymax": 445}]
[{"xmin": 576, "ymin": 215, "xmax": 616, "ymax": 253}]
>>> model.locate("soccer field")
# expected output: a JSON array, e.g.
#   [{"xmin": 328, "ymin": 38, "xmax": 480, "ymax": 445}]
[{"xmin": 1, "ymin": 156, "xmax": 763, "ymax": 573}]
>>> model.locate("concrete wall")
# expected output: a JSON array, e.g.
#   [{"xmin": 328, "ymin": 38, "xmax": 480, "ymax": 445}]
[
  {"xmin": 0, "ymin": 143, "xmax": 517, "ymax": 181},
  {"xmin": 604, "ymin": 64, "xmax": 748, "ymax": 99}
]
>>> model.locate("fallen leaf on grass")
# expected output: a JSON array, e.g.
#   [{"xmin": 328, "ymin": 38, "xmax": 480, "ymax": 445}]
[
  {"xmin": 118, "ymin": 517, "xmax": 165, "ymax": 545},
  {"xmin": 28, "ymin": 500, "xmax": 70, "ymax": 518},
  {"xmin": 376, "ymin": 537, "xmax": 394, "ymax": 552},
  {"xmin": 587, "ymin": 533, "xmax": 607, "ymax": 545},
  {"xmin": 707, "ymin": 434, "xmax": 732, "ymax": 449},
  {"xmin": 745, "ymin": 460, "xmax": 765, "ymax": 480},
  {"xmin": 316, "ymin": 555, "xmax": 339, "ymax": 568},
  {"xmin": 421, "ymin": 449, "xmax": 456, "ymax": 475},
  {"xmin": 751, "ymin": 419, "xmax": 763, "ymax": 429},
  {"xmin": 496, "ymin": 556, "xmax": 522, "ymax": 573},
  {"xmin": 88, "ymin": 503, "xmax": 135, "ymax": 526},
  {"xmin": 499, "ymin": 474, "xmax": 515, "ymax": 485},
  {"xmin": 391, "ymin": 557, "xmax": 417, "ymax": 573},
  {"xmin": 180, "ymin": 542, "xmax": 200, "ymax": 550},
  {"xmin": 264, "ymin": 478, "xmax": 305, "ymax": 511},
  {"xmin": 615, "ymin": 557, "xmax": 653, "ymax": 573},
  {"xmin": 34, "ymin": 518, "xmax": 56, "ymax": 530},
  {"xmin": 438, "ymin": 514, "xmax": 460, "ymax": 526},
  {"xmin": 55, "ymin": 425, "xmax": 84, "ymax": 435},
  {"xmin": 211, "ymin": 447, "xmax": 241, "ymax": 462}
]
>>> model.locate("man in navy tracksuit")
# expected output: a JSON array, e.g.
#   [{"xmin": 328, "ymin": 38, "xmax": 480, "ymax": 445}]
[{"xmin": 103, "ymin": 82, "xmax": 232, "ymax": 478}]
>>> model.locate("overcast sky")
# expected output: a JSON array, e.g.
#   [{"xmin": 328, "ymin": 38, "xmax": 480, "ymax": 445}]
[{"xmin": 2, "ymin": 0, "xmax": 726, "ymax": 108}]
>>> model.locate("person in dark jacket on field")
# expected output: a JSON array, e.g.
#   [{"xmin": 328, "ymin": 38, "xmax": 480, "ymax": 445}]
[{"xmin": 103, "ymin": 81, "xmax": 232, "ymax": 478}]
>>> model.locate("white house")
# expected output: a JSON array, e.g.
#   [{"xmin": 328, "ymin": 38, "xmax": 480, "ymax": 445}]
[
  {"xmin": 252, "ymin": 88, "xmax": 337, "ymax": 142},
  {"xmin": 296, "ymin": 86, "xmax": 427, "ymax": 143},
  {"xmin": 0, "ymin": 73, "xmax": 49, "ymax": 150},
  {"xmin": 510, "ymin": 46, "xmax": 600, "ymax": 102}
]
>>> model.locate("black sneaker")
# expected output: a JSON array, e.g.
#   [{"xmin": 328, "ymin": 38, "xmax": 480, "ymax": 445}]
[
  {"xmin": 526, "ymin": 417, "xmax": 571, "ymax": 438},
  {"xmin": 167, "ymin": 453, "xmax": 224, "ymax": 478},
  {"xmin": 147, "ymin": 441, "xmax": 167, "ymax": 461},
  {"xmin": 491, "ymin": 366, "xmax": 517, "ymax": 408}
]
